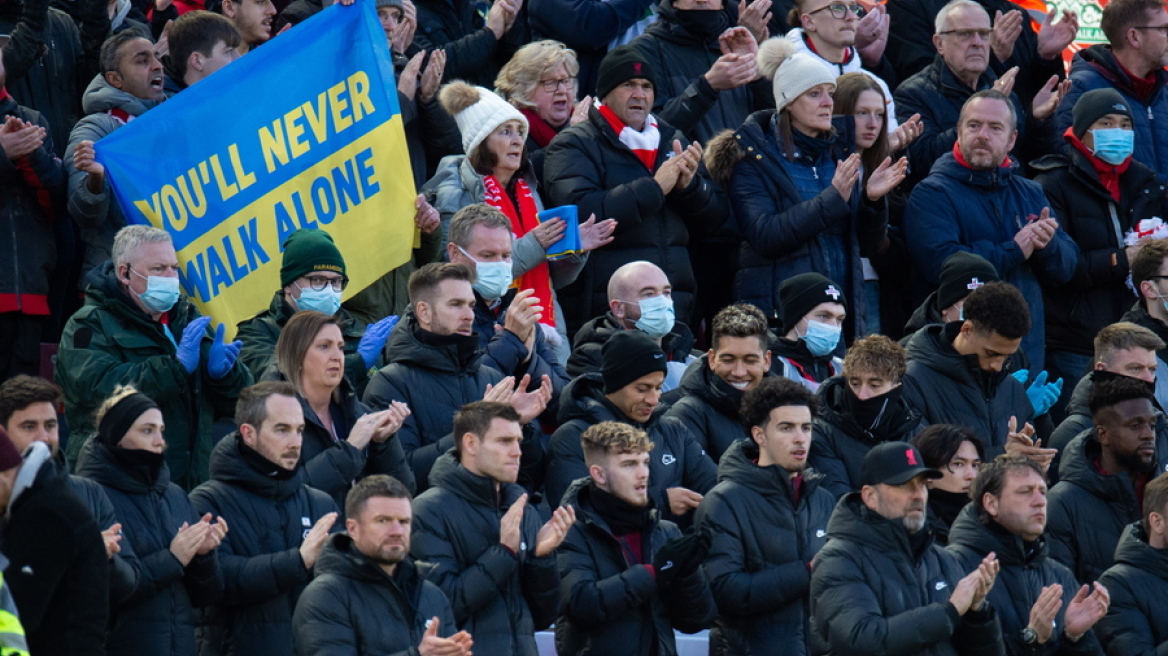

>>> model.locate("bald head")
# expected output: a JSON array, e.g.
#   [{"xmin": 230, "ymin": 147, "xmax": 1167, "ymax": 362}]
[{"xmin": 607, "ymin": 262, "xmax": 672, "ymax": 328}]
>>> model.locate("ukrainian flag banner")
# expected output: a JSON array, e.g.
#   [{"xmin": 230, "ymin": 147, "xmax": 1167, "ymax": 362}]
[{"xmin": 95, "ymin": 0, "xmax": 415, "ymax": 331}]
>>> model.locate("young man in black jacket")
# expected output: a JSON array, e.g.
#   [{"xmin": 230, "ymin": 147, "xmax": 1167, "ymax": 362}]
[
  {"xmin": 948, "ymin": 455, "xmax": 1109, "ymax": 655},
  {"xmin": 293, "ymin": 475, "xmax": 472, "ymax": 656},
  {"xmin": 696, "ymin": 376, "xmax": 836, "ymax": 655},
  {"xmin": 556, "ymin": 421, "xmax": 715, "ymax": 655}
]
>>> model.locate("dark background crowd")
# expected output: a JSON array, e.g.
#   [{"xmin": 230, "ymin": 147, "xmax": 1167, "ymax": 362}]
[{"xmin": 4, "ymin": 0, "xmax": 1168, "ymax": 652}]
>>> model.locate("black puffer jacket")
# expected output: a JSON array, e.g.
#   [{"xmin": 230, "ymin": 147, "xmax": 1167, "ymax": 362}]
[
  {"xmin": 411, "ymin": 452, "xmax": 560, "ymax": 656},
  {"xmin": 947, "ymin": 504, "xmax": 1103, "ymax": 656},
  {"xmin": 695, "ymin": 439, "xmax": 835, "ymax": 656},
  {"xmin": 811, "ymin": 376, "xmax": 924, "ymax": 498},
  {"xmin": 566, "ymin": 312, "xmax": 696, "ymax": 378},
  {"xmin": 412, "ymin": 0, "xmax": 528, "ymax": 87},
  {"xmin": 809, "ymin": 494, "xmax": 1006, "ymax": 656},
  {"xmin": 556, "ymin": 478, "xmax": 715, "ymax": 656},
  {"xmin": 299, "ymin": 382, "xmax": 415, "ymax": 510},
  {"xmin": 902, "ymin": 322, "xmax": 1033, "ymax": 458},
  {"xmin": 1033, "ymin": 149, "xmax": 1168, "ymax": 357},
  {"xmin": 546, "ymin": 373, "xmax": 717, "ymax": 526},
  {"xmin": 628, "ymin": 0, "xmax": 771, "ymax": 144},
  {"xmin": 63, "ymin": 459, "xmax": 139, "ymax": 605},
  {"xmin": 292, "ymin": 533, "xmax": 457, "ymax": 656},
  {"xmin": 188, "ymin": 434, "xmax": 339, "ymax": 656},
  {"xmin": 1096, "ymin": 522, "xmax": 1168, "ymax": 656},
  {"xmin": 75, "ymin": 439, "xmax": 223, "ymax": 656},
  {"xmin": 543, "ymin": 105, "xmax": 729, "ymax": 332},
  {"xmin": 1047, "ymin": 430, "xmax": 1168, "ymax": 584},
  {"xmin": 663, "ymin": 355, "xmax": 756, "ymax": 462},
  {"xmin": 361, "ymin": 311, "xmax": 507, "ymax": 491}
]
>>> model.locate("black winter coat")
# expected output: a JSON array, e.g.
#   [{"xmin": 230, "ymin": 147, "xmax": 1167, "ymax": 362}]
[
  {"xmin": 902, "ymin": 323, "xmax": 1033, "ymax": 458},
  {"xmin": 695, "ymin": 439, "xmax": 835, "ymax": 656},
  {"xmin": 188, "ymin": 434, "xmax": 339, "ymax": 656},
  {"xmin": 629, "ymin": 0, "xmax": 772, "ymax": 144},
  {"xmin": 663, "ymin": 355, "xmax": 756, "ymax": 462},
  {"xmin": 947, "ymin": 504, "xmax": 1103, "ymax": 656},
  {"xmin": 546, "ymin": 374, "xmax": 717, "ymax": 526},
  {"xmin": 1096, "ymin": 522, "xmax": 1168, "ymax": 656},
  {"xmin": 3, "ymin": 450, "xmax": 108, "ymax": 656},
  {"xmin": 293, "ymin": 533, "xmax": 457, "ymax": 656},
  {"xmin": 1120, "ymin": 303, "xmax": 1168, "ymax": 404},
  {"xmin": 566, "ymin": 312, "xmax": 696, "ymax": 378},
  {"xmin": 1047, "ymin": 430, "xmax": 1168, "ymax": 584},
  {"xmin": 471, "ymin": 288, "xmax": 570, "ymax": 413},
  {"xmin": 413, "ymin": 0, "xmax": 528, "ymax": 87},
  {"xmin": 75, "ymin": 439, "xmax": 223, "ymax": 656},
  {"xmin": 299, "ymin": 383, "xmax": 415, "ymax": 510},
  {"xmin": 556, "ymin": 479, "xmax": 716, "ymax": 656},
  {"xmin": 411, "ymin": 452, "xmax": 561, "ymax": 656},
  {"xmin": 811, "ymin": 376, "xmax": 924, "ymax": 498},
  {"xmin": 543, "ymin": 105, "xmax": 729, "ymax": 332},
  {"xmin": 1033, "ymin": 149, "xmax": 1168, "ymax": 356},
  {"xmin": 809, "ymin": 494, "xmax": 1006, "ymax": 656}
]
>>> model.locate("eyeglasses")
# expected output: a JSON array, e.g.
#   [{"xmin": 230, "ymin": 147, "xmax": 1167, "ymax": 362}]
[
  {"xmin": 937, "ymin": 28, "xmax": 992, "ymax": 42},
  {"xmin": 806, "ymin": 3, "xmax": 865, "ymax": 19},
  {"xmin": 945, "ymin": 458, "xmax": 982, "ymax": 476},
  {"xmin": 538, "ymin": 76, "xmax": 577, "ymax": 92},
  {"xmin": 1134, "ymin": 25, "xmax": 1168, "ymax": 35},
  {"xmin": 301, "ymin": 275, "xmax": 348, "ymax": 292}
]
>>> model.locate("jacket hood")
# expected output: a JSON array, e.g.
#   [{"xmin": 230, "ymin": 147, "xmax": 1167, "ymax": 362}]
[
  {"xmin": 929, "ymin": 151, "xmax": 1022, "ymax": 188},
  {"xmin": 7, "ymin": 442, "xmax": 52, "ymax": 518},
  {"xmin": 903, "ymin": 293, "xmax": 944, "ymax": 337},
  {"xmin": 678, "ymin": 354, "xmax": 749, "ymax": 419},
  {"xmin": 716, "ymin": 437, "xmax": 823, "ymax": 499},
  {"xmin": 705, "ymin": 109, "xmax": 857, "ymax": 190},
  {"xmin": 905, "ymin": 323, "xmax": 1006, "ymax": 391},
  {"xmin": 427, "ymin": 450, "xmax": 527, "ymax": 509},
  {"xmin": 557, "ymin": 373, "xmax": 668, "ymax": 427},
  {"xmin": 1064, "ymin": 371, "xmax": 1094, "ymax": 418},
  {"xmin": 382, "ymin": 309, "xmax": 484, "ymax": 374},
  {"xmin": 573, "ymin": 312, "xmax": 695, "ymax": 361},
  {"xmin": 825, "ymin": 492, "xmax": 935, "ymax": 560},
  {"xmin": 646, "ymin": 0, "xmax": 730, "ymax": 46},
  {"xmin": 314, "ymin": 532, "xmax": 435, "ymax": 587},
  {"xmin": 1057, "ymin": 430, "xmax": 1155, "ymax": 503},
  {"xmin": 1077, "ymin": 44, "xmax": 1168, "ymax": 97},
  {"xmin": 80, "ymin": 73, "xmax": 160, "ymax": 117},
  {"xmin": 817, "ymin": 375, "xmax": 921, "ymax": 445},
  {"xmin": 207, "ymin": 432, "xmax": 308, "ymax": 500},
  {"xmin": 1112, "ymin": 521, "xmax": 1168, "ymax": 578},
  {"xmin": 74, "ymin": 437, "xmax": 172, "ymax": 494},
  {"xmin": 947, "ymin": 502, "xmax": 1048, "ymax": 567}
]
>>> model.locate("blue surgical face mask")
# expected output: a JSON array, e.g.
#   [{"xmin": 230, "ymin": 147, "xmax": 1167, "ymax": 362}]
[
  {"xmin": 131, "ymin": 269, "xmax": 180, "ymax": 314},
  {"xmin": 1091, "ymin": 128, "xmax": 1135, "ymax": 166},
  {"xmin": 631, "ymin": 294, "xmax": 675, "ymax": 339},
  {"xmin": 801, "ymin": 319, "xmax": 842, "ymax": 357},
  {"xmin": 295, "ymin": 284, "xmax": 342, "ymax": 315},
  {"xmin": 459, "ymin": 246, "xmax": 513, "ymax": 300}
]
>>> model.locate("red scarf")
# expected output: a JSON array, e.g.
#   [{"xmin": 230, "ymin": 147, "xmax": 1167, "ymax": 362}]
[
  {"xmin": 953, "ymin": 140, "xmax": 1011, "ymax": 169},
  {"xmin": 1117, "ymin": 58, "xmax": 1156, "ymax": 103},
  {"xmin": 1064, "ymin": 126, "xmax": 1131, "ymax": 202},
  {"xmin": 597, "ymin": 104, "xmax": 658, "ymax": 170},
  {"xmin": 519, "ymin": 108, "xmax": 561, "ymax": 149},
  {"xmin": 482, "ymin": 175, "xmax": 556, "ymax": 328},
  {"xmin": 0, "ymin": 87, "xmax": 9, "ymax": 102}
]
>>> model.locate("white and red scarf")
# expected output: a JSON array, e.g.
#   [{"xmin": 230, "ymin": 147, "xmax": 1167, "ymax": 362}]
[{"xmin": 598, "ymin": 104, "xmax": 660, "ymax": 171}]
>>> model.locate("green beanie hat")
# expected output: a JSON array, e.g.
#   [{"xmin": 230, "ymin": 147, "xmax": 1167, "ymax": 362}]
[{"xmin": 280, "ymin": 229, "xmax": 346, "ymax": 287}]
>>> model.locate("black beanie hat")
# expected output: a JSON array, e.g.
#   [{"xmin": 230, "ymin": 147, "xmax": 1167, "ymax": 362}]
[
  {"xmin": 1072, "ymin": 88, "xmax": 1132, "ymax": 138},
  {"xmin": 936, "ymin": 251, "xmax": 999, "ymax": 311},
  {"xmin": 596, "ymin": 45, "xmax": 656, "ymax": 102},
  {"xmin": 280, "ymin": 228, "xmax": 346, "ymax": 288},
  {"xmin": 98, "ymin": 392, "xmax": 161, "ymax": 447},
  {"xmin": 779, "ymin": 273, "xmax": 846, "ymax": 333},
  {"xmin": 601, "ymin": 330, "xmax": 668, "ymax": 394}
]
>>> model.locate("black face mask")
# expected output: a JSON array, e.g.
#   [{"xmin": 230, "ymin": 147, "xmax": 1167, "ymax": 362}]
[
  {"xmin": 673, "ymin": 8, "xmax": 730, "ymax": 40},
  {"xmin": 843, "ymin": 383, "xmax": 903, "ymax": 431}
]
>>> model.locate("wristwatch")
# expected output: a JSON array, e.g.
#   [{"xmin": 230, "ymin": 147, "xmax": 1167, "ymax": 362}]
[{"xmin": 1021, "ymin": 628, "xmax": 1038, "ymax": 645}]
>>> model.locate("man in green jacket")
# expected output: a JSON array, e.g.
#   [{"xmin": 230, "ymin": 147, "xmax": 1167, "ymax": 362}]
[{"xmin": 56, "ymin": 225, "xmax": 253, "ymax": 489}]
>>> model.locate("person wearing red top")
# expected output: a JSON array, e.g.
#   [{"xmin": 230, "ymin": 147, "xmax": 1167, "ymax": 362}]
[{"xmin": 1034, "ymin": 88, "xmax": 1168, "ymax": 417}]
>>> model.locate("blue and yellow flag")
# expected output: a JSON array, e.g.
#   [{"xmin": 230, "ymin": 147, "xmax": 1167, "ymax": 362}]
[{"xmin": 96, "ymin": 1, "xmax": 415, "ymax": 331}]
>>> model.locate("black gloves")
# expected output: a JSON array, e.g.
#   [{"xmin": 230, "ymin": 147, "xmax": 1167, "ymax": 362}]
[{"xmin": 653, "ymin": 525, "xmax": 712, "ymax": 587}]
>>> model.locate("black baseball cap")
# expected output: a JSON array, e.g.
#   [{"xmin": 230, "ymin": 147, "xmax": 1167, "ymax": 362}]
[{"xmin": 860, "ymin": 442, "xmax": 943, "ymax": 487}]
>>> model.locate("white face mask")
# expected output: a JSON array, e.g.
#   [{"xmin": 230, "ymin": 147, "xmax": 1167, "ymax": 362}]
[{"xmin": 458, "ymin": 246, "xmax": 513, "ymax": 300}]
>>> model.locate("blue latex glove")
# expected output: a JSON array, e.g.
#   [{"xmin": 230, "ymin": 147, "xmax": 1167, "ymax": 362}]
[
  {"xmin": 358, "ymin": 315, "xmax": 398, "ymax": 369},
  {"xmin": 1011, "ymin": 369, "xmax": 1029, "ymax": 385},
  {"xmin": 176, "ymin": 315, "xmax": 211, "ymax": 374},
  {"xmin": 1025, "ymin": 371, "xmax": 1064, "ymax": 417},
  {"xmin": 206, "ymin": 322, "xmax": 243, "ymax": 380}
]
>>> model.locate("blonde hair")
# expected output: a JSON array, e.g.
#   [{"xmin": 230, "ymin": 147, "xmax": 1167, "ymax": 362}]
[
  {"xmin": 94, "ymin": 384, "xmax": 143, "ymax": 427},
  {"xmin": 495, "ymin": 40, "xmax": 580, "ymax": 109}
]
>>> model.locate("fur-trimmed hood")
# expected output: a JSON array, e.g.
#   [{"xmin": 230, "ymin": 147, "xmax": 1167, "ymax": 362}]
[{"xmin": 704, "ymin": 109, "xmax": 777, "ymax": 189}]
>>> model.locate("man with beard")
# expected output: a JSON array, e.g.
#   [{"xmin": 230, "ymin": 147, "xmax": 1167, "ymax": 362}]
[
  {"xmin": 189, "ymin": 382, "xmax": 339, "ymax": 656},
  {"xmin": 293, "ymin": 475, "xmax": 472, "ymax": 656},
  {"xmin": 555, "ymin": 421, "xmax": 715, "ymax": 655},
  {"xmin": 948, "ymin": 456, "xmax": 1110, "ymax": 655},
  {"xmin": 696, "ymin": 376, "xmax": 835, "ymax": 654},
  {"xmin": 810, "ymin": 441, "xmax": 1006, "ymax": 656},
  {"xmin": 812, "ymin": 334, "xmax": 923, "ymax": 497},
  {"xmin": 217, "ymin": 0, "xmax": 275, "ymax": 54},
  {"xmin": 1048, "ymin": 376, "xmax": 1168, "ymax": 583}
]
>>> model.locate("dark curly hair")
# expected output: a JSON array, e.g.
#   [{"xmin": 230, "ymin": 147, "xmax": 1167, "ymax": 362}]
[{"xmin": 740, "ymin": 377, "xmax": 818, "ymax": 429}]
